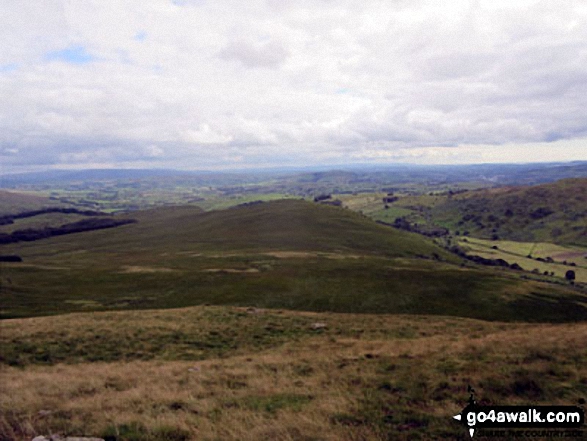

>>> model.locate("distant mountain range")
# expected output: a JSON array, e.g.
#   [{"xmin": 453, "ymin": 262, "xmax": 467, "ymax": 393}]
[{"xmin": 1, "ymin": 161, "xmax": 586, "ymax": 188}]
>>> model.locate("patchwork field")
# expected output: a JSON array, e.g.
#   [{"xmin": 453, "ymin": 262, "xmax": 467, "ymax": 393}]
[{"xmin": 458, "ymin": 237, "xmax": 587, "ymax": 283}]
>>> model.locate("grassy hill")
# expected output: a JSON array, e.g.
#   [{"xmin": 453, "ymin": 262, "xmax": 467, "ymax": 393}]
[
  {"xmin": 0, "ymin": 190, "xmax": 67, "ymax": 216},
  {"xmin": 419, "ymin": 178, "xmax": 587, "ymax": 246},
  {"xmin": 120, "ymin": 199, "xmax": 450, "ymax": 256},
  {"xmin": 1, "ymin": 199, "xmax": 586, "ymax": 321}
]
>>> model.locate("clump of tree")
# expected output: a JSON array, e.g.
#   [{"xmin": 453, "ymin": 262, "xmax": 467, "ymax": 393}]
[
  {"xmin": 0, "ymin": 218, "xmax": 137, "ymax": 245},
  {"xmin": 382, "ymin": 218, "xmax": 448, "ymax": 238},
  {"xmin": 313, "ymin": 194, "xmax": 332, "ymax": 202},
  {"xmin": 0, "ymin": 255, "xmax": 22, "ymax": 262},
  {"xmin": 232, "ymin": 200, "xmax": 265, "ymax": 209},
  {"xmin": 565, "ymin": 270, "xmax": 576, "ymax": 284},
  {"xmin": 529, "ymin": 207, "xmax": 554, "ymax": 220},
  {"xmin": 0, "ymin": 207, "xmax": 105, "ymax": 226}
]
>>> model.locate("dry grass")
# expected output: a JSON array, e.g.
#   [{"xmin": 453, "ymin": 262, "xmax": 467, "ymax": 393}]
[
  {"xmin": 119, "ymin": 266, "xmax": 179, "ymax": 274},
  {"xmin": 1, "ymin": 306, "xmax": 586, "ymax": 440},
  {"xmin": 201, "ymin": 268, "xmax": 261, "ymax": 273}
]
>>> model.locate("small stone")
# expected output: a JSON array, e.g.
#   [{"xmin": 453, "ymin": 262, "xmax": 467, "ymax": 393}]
[{"xmin": 310, "ymin": 322, "xmax": 327, "ymax": 330}]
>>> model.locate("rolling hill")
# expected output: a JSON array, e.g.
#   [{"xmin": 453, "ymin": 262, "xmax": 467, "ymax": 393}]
[
  {"xmin": 2, "ymin": 196, "xmax": 587, "ymax": 440},
  {"xmin": 428, "ymin": 178, "xmax": 587, "ymax": 246},
  {"xmin": 0, "ymin": 189, "xmax": 68, "ymax": 216},
  {"xmin": 1, "ymin": 199, "xmax": 586, "ymax": 321}
]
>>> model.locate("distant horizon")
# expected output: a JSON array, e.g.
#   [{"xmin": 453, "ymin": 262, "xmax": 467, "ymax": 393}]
[{"xmin": 2, "ymin": 158, "xmax": 586, "ymax": 179}]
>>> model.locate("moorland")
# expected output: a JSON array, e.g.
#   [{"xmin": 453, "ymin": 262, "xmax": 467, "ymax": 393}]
[{"xmin": 1, "ymin": 162, "xmax": 586, "ymax": 440}]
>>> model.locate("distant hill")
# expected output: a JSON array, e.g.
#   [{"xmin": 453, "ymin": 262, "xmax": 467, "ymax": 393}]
[
  {"xmin": 2, "ymin": 199, "xmax": 586, "ymax": 321},
  {"xmin": 430, "ymin": 178, "xmax": 587, "ymax": 246},
  {"xmin": 0, "ymin": 169, "xmax": 195, "ymax": 187},
  {"xmin": 2, "ymin": 161, "xmax": 586, "ymax": 189},
  {"xmin": 98, "ymin": 199, "xmax": 452, "ymax": 258}
]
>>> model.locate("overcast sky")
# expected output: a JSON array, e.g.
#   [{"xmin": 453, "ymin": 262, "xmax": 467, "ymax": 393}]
[{"xmin": 1, "ymin": 0, "xmax": 586, "ymax": 172}]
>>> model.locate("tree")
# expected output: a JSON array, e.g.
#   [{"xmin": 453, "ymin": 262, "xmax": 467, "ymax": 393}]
[{"xmin": 565, "ymin": 270, "xmax": 576, "ymax": 283}]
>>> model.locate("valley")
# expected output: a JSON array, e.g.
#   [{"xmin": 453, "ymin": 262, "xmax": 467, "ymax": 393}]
[{"xmin": 1, "ymin": 164, "xmax": 586, "ymax": 440}]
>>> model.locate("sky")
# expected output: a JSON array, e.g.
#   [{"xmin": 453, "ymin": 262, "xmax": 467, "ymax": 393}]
[{"xmin": 1, "ymin": 0, "xmax": 586, "ymax": 172}]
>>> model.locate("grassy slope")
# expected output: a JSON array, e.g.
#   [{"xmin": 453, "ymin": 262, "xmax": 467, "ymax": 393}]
[
  {"xmin": 1, "ymin": 305, "xmax": 586, "ymax": 440},
  {"xmin": 1, "ymin": 200, "xmax": 586, "ymax": 321},
  {"xmin": 0, "ymin": 190, "xmax": 66, "ymax": 216},
  {"xmin": 0, "ymin": 212, "xmax": 92, "ymax": 234},
  {"xmin": 430, "ymin": 178, "xmax": 587, "ymax": 246}
]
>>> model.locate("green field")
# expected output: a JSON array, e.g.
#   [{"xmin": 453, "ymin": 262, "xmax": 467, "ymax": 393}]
[{"xmin": 458, "ymin": 237, "xmax": 587, "ymax": 283}]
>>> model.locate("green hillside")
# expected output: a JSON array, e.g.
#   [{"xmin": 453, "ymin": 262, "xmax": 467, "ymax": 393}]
[
  {"xmin": 1, "ymin": 199, "xmax": 586, "ymax": 321},
  {"xmin": 122, "ymin": 200, "xmax": 450, "ymax": 257},
  {"xmin": 0, "ymin": 190, "xmax": 67, "ymax": 215},
  {"xmin": 428, "ymin": 178, "xmax": 587, "ymax": 246}
]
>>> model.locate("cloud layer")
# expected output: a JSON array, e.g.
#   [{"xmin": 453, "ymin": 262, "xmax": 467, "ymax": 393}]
[{"xmin": 1, "ymin": 0, "xmax": 586, "ymax": 170}]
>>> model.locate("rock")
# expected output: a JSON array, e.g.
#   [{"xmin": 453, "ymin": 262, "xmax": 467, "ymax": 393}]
[{"xmin": 310, "ymin": 322, "xmax": 327, "ymax": 330}]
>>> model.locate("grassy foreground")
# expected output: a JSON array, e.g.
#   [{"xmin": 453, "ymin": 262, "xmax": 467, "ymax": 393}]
[{"xmin": 1, "ymin": 306, "xmax": 586, "ymax": 441}]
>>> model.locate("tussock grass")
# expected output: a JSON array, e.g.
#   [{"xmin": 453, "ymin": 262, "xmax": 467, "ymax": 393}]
[{"xmin": 1, "ymin": 306, "xmax": 586, "ymax": 440}]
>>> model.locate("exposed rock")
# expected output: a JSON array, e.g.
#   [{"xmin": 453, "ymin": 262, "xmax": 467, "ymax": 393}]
[{"xmin": 310, "ymin": 322, "xmax": 327, "ymax": 330}]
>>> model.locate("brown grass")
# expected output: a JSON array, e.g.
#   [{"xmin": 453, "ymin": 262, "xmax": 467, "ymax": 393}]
[
  {"xmin": 1, "ymin": 307, "xmax": 586, "ymax": 441},
  {"xmin": 119, "ymin": 266, "xmax": 179, "ymax": 274},
  {"xmin": 201, "ymin": 268, "xmax": 260, "ymax": 273}
]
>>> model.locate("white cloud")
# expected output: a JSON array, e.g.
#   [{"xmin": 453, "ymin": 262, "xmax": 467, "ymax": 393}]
[{"xmin": 0, "ymin": 0, "xmax": 586, "ymax": 171}]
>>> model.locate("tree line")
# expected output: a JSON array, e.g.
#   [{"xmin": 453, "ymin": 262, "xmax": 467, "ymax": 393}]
[
  {"xmin": 0, "ymin": 207, "xmax": 105, "ymax": 226},
  {"xmin": 0, "ymin": 218, "xmax": 136, "ymax": 244}
]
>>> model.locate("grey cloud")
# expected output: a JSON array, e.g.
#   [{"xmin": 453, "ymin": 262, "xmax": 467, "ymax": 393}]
[
  {"xmin": 1, "ymin": 0, "xmax": 587, "ymax": 171},
  {"xmin": 218, "ymin": 40, "xmax": 289, "ymax": 68}
]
